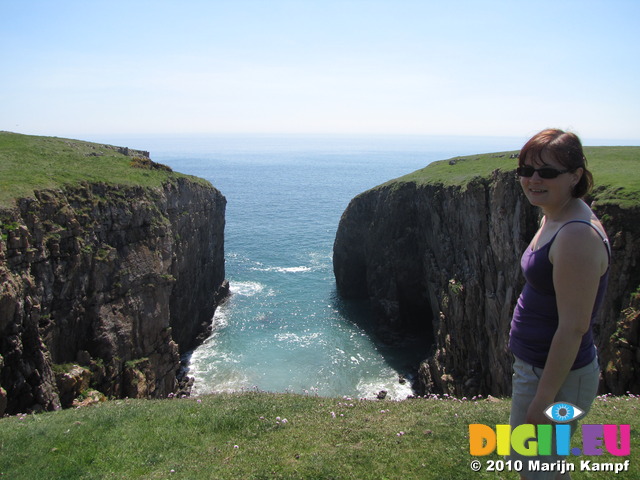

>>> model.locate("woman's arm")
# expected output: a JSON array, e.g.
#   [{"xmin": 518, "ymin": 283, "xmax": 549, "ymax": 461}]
[{"xmin": 525, "ymin": 223, "xmax": 605, "ymax": 425}]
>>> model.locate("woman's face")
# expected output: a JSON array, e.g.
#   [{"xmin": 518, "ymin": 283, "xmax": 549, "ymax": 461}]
[{"xmin": 519, "ymin": 153, "xmax": 581, "ymax": 211}]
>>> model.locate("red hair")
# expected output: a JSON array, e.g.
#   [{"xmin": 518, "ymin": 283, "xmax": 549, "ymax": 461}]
[{"xmin": 519, "ymin": 129, "xmax": 593, "ymax": 198}]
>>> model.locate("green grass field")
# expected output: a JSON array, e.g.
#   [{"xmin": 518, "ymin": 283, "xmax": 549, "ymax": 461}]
[
  {"xmin": 0, "ymin": 392, "xmax": 637, "ymax": 479},
  {"xmin": 0, "ymin": 132, "xmax": 207, "ymax": 208}
]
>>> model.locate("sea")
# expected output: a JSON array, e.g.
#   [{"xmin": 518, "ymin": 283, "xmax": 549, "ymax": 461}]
[{"xmin": 92, "ymin": 133, "xmax": 525, "ymax": 400}]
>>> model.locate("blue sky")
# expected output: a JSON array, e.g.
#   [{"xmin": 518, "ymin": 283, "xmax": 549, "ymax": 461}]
[{"xmin": 1, "ymin": 0, "xmax": 639, "ymax": 142}]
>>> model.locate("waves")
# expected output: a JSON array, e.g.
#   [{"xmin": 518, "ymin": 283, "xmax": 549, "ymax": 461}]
[
  {"xmin": 187, "ymin": 272, "xmax": 420, "ymax": 400},
  {"xmin": 231, "ymin": 280, "xmax": 270, "ymax": 297},
  {"xmin": 252, "ymin": 265, "xmax": 312, "ymax": 274},
  {"xmin": 274, "ymin": 331, "xmax": 322, "ymax": 348}
]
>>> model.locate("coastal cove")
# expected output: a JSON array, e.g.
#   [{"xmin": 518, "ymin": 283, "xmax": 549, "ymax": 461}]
[
  {"xmin": 2, "ymin": 133, "xmax": 637, "ymax": 414},
  {"xmin": 109, "ymin": 134, "xmax": 528, "ymax": 400}
]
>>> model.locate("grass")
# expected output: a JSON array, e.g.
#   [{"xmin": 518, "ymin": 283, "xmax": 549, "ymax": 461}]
[
  {"xmin": 0, "ymin": 131, "xmax": 208, "ymax": 208},
  {"xmin": 387, "ymin": 146, "xmax": 640, "ymax": 208},
  {"xmin": 0, "ymin": 392, "xmax": 637, "ymax": 479}
]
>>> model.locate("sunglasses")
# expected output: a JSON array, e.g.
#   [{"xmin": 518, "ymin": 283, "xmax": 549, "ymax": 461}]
[{"xmin": 516, "ymin": 165, "xmax": 571, "ymax": 179}]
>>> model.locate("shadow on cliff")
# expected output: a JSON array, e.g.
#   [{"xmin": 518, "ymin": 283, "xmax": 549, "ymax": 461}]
[{"xmin": 330, "ymin": 289, "xmax": 434, "ymax": 393}]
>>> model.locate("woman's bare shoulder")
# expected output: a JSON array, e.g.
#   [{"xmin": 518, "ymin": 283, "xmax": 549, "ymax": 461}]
[{"xmin": 550, "ymin": 220, "xmax": 609, "ymax": 273}]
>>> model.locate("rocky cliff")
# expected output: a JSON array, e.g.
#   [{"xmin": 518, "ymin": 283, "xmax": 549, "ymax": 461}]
[
  {"xmin": 333, "ymin": 152, "xmax": 640, "ymax": 398},
  {"xmin": 0, "ymin": 141, "xmax": 227, "ymax": 415}
]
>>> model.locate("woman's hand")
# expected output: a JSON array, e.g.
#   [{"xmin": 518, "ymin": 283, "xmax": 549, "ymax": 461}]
[{"xmin": 526, "ymin": 395, "xmax": 553, "ymax": 425}]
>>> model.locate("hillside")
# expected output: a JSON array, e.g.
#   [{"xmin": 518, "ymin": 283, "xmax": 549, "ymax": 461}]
[{"xmin": 0, "ymin": 131, "xmax": 210, "ymax": 208}]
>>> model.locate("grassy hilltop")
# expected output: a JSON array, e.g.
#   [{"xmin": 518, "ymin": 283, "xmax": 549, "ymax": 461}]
[
  {"xmin": 390, "ymin": 146, "xmax": 640, "ymax": 208},
  {"xmin": 0, "ymin": 131, "xmax": 208, "ymax": 208}
]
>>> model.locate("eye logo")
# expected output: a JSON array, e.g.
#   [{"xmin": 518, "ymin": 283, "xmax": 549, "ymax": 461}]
[{"xmin": 544, "ymin": 402, "xmax": 584, "ymax": 423}]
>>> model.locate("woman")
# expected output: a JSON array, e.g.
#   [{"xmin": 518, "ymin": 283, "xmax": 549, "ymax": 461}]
[{"xmin": 508, "ymin": 129, "xmax": 610, "ymax": 479}]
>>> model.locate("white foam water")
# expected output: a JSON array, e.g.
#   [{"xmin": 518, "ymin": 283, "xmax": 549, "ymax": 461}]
[{"xmin": 251, "ymin": 265, "xmax": 313, "ymax": 273}]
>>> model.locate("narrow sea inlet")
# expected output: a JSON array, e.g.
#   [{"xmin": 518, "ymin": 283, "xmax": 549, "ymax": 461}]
[{"xmin": 122, "ymin": 134, "xmax": 521, "ymax": 399}]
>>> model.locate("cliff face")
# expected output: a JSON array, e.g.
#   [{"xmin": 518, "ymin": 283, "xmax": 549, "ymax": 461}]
[
  {"xmin": 0, "ymin": 177, "xmax": 227, "ymax": 414},
  {"xmin": 333, "ymin": 170, "xmax": 640, "ymax": 397}
]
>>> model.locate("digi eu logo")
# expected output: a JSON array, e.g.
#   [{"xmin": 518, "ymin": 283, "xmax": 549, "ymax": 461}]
[{"xmin": 469, "ymin": 402, "xmax": 631, "ymax": 457}]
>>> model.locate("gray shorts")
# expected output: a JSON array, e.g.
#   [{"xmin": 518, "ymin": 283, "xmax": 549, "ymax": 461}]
[{"xmin": 507, "ymin": 354, "xmax": 600, "ymax": 479}]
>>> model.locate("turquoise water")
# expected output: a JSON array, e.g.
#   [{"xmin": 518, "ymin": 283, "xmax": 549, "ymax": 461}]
[{"xmin": 117, "ymin": 134, "xmax": 522, "ymax": 399}]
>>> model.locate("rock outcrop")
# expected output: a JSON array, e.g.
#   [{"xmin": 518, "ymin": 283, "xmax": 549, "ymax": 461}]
[
  {"xmin": 0, "ymin": 173, "xmax": 227, "ymax": 415},
  {"xmin": 333, "ymin": 168, "xmax": 640, "ymax": 398}
]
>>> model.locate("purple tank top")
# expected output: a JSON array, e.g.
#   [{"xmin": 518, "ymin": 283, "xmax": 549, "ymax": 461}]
[{"xmin": 509, "ymin": 220, "xmax": 610, "ymax": 369}]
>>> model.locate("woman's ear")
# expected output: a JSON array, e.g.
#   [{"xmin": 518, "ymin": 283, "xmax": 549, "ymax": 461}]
[{"xmin": 571, "ymin": 167, "xmax": 584, "ymax": 187}]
